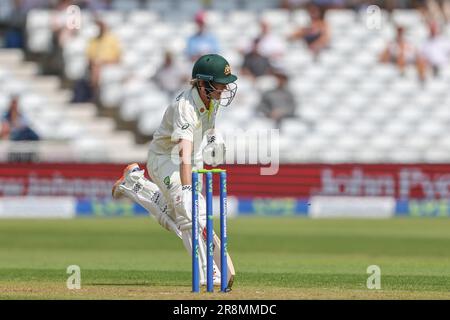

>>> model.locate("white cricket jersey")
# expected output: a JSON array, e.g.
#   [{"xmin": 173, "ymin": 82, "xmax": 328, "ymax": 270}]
[{"xmin": 148, "ymin": 86, "xmax": 218, "ymax": 163}]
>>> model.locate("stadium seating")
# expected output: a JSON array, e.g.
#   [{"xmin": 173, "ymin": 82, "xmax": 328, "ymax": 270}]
[
  {"xmin": 0, "ymin": 49, "xmax": 147, "ymax": 163},
  {"xmin": 20, "ymin": 7, "xmax": 450, "ymax": 163}
]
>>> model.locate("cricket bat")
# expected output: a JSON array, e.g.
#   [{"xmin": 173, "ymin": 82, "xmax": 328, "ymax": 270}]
[
  {"xmin": 213, "ymin": 232, "xmax": 236, "ymax": 289},
  {"xmin": 166, "ymin": 217, "xmax": 235, "ymax": 288}
]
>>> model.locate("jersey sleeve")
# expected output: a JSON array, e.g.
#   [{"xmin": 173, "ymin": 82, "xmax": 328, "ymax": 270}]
[{"xmin": 171, "ymin": 99, "xmax": 197, "ymax": 142}]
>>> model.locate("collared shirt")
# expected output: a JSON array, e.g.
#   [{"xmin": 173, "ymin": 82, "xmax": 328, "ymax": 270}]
[{"xmin": 148, "ymin": 86, "xmax": 218, "ymax": 164}]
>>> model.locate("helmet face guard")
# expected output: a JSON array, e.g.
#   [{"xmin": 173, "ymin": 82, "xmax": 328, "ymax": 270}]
[
  {"xmin": 197, "ymin": 79, "xmax": 238, "ymax": 107},
  {"xmin": 192, "ymin": 54, "xmax": 238, "ymax": 107}
]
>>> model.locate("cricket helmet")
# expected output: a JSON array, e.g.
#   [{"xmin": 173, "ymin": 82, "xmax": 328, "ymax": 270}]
[
  {"xmin": 192, "ymin": 54, "xmax": 238, "ymax": 84},
  {"xmin": 192, "ymin": 54, "xmax": 238, "ymax": 107}
]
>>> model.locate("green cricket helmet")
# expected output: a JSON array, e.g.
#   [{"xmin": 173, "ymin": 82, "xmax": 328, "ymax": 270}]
[
  {"xmin": 192, "ymin": 54, "xmax": 238, "ymax": 84},
  {"xmin": 192, "ymin": 54, "xmax": 238, "ymax": 107}
]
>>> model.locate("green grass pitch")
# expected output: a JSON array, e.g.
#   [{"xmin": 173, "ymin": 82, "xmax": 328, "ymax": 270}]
[{"xmin": 0, "ymin": 217, "xmax": 449, "ymax": 299}]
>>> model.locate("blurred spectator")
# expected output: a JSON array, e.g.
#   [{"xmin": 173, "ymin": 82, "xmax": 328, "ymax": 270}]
[
  {"xmin": 312, "ymin": 0, "xmax": 345, "ymax": 9},
  {"xmin": 0, "ymin": 0, "xmax": 45, "ymax": 21},
  {"xmin": 1, "ymin": 96, "xmax": 39, "ymax": 141},
  {"xmin": 256, "ymin": 20, "xmax": 286, "ymax": 62},
  {"xmin": 348, "ymin": 0, "xmax": 372, "ymax": 12},
  {"xmin": 200, "ymin": 0, "xmax": 213, "ymax": 9},
  {"xmin": 379, "ymin": 26, "xmax": 426, "ymax": 82},
  {"xmin": 186, "ymin": 11, "xmax": 220, "ymax": 62},
  {"xmin": 384, "ymin": 0, "xmax": 412, "ymax": 13},
  {"xmin": 0, "ymin": 0, "xmax": 27, "ymax": 49},
  {"xmin": 152, "ymin": 51, "xmax": 189, "ymax": 98},
  {"xmin": 241, "ymin": 37, "xmax": 273, "ymax": 80},
  {"xmin": 288, "ymin": 4, "xmax": 330, "ymax": 61},
  {"xmin": 437, "ymin": 0, "xmax": 450, "ymax": 22},
  {"xmin": 47, "ymin": 0, "xmax": 78, "ymax": 75},
  {"xmin": 256, "ymin": 66, "xmax": 297, "ymax": 129},
  {"xmin": 419, "ymin": 0, "xmax": 450, "ymax": 24},
  {"xmin": 78, "ymin": 0, "xmax": 113, "ymax": 11},
  {"xmin": 420, "ymin": 21, "xmax": 450, "ymax": 79},
  {"xmin": 85, "ymin": 19, "xmax": 121, "ymax": 99},
  {"xmin": 51, "ymin": 0, "xmax": 76, "ymax": 46},
  {"xmin": 281, "ymin": 0, "xmax": 423, "ymax": 10},
  {"xmin": 280, "ymin": 0, "xmax": 309, "ymax": 10}
]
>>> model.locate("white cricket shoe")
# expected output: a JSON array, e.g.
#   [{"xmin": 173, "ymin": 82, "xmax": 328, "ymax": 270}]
[{"xmin": 111, "ymin": 163, "xmax": 141, "ymax": 199}]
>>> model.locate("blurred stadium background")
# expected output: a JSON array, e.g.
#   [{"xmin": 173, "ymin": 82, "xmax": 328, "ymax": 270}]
[
  {"xmin": 0, "ymin": 0, "xmax": 450, "ymax": 299},
  {"xmin": 1, "ymin": 0, "xmax": 449, "ymax": 218}
]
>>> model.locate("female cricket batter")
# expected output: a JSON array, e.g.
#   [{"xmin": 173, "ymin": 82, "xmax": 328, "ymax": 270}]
[{"xmin": 111, "ymin": 54, "xmax": 237, "ymax": 288}]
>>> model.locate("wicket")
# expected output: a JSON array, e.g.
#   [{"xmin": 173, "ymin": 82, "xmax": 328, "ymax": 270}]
[{"xmin": 192, "ymin": 169, "xmax": 228, "ymax": 293}]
